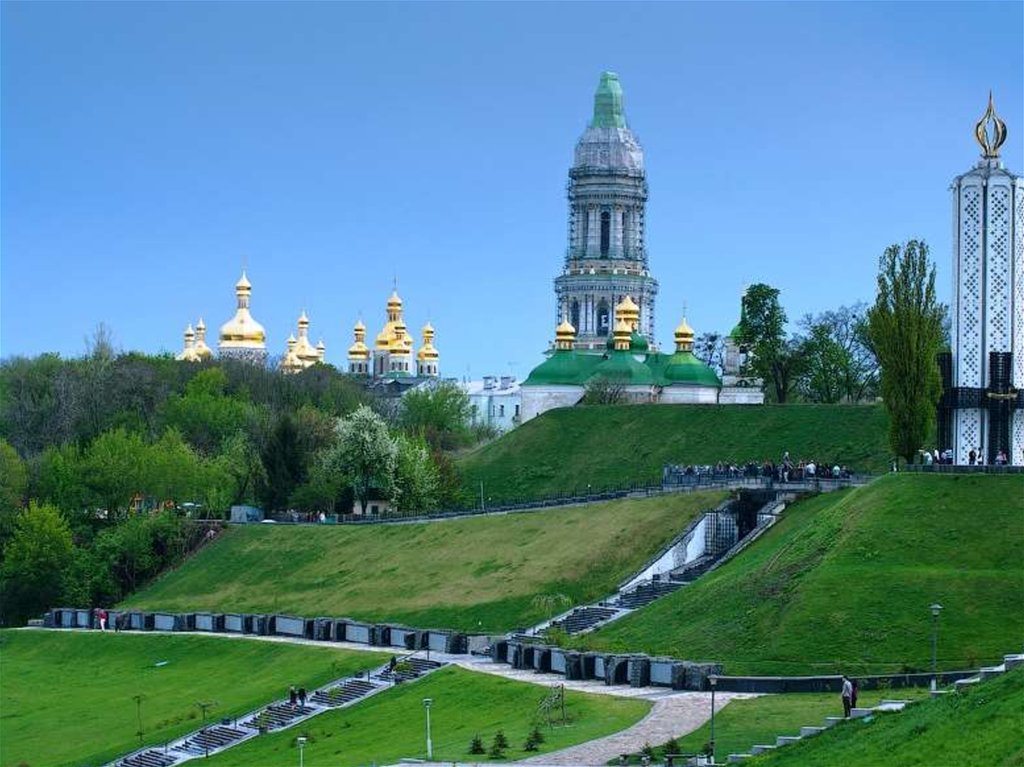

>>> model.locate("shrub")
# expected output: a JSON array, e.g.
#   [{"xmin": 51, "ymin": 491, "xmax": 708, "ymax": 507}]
[{"xmin": 469, "ymin": 734, "xmax": 485, "ymax": 754}]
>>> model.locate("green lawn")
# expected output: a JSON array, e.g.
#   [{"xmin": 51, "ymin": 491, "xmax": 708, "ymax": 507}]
[
  {"xmin": 752, "ymin": 668, "xmax": 1024, "ymax": 766},
  {"xmin": 459, "ymin": 403, "xmax": 892, "ymax": 502},
  {"xmin": 0, "ymin": 630, "xmax": 387, "ymax": 767},
  {"xmin": 204, "ymin": 665, "xmax": 651, "ymax": 767},
  {"xmin": 580, "ymin": 474, "xmax": 1024, "ymax": 675},
  {"xmin": 122, "ymin": 491, "xmax": 724, "ymax": 632},
  {"xmin": 650, "ymin": 687, "xmax": 929, "ymax": 761}
]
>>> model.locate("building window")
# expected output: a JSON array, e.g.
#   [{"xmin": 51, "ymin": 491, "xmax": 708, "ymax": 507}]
[
  {"xmin": 570, "ymin": 300, "xmax": 580, "ymax": 330},
  {"xmin": 515, "ymin": 404, "xmax": 520, "ymax": 417},
  {"xmin": 499, "ymin": 404, "xmax": 505, "ymax": 417},
  {"xmin": 622, "ymin": 211, "xmax": 628, "ymax": 256},
  {"xmin": 597, "ymin": 301, "xmax": 610, "ymax": 336},
  {"xmin": 600, "ymin": 211, "xmax": 610, "ymax": 257}
]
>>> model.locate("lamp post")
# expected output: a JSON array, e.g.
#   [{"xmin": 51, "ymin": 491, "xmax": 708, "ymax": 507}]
[
  {"xmin": 423, "ymin": 698, "xmax": 433, "ymax": 760},
  {"xmin": 930, "ymin": 603, "xmax": 943, "ymax": 692},
  {"xmin": 296, "ymin": 735, "xmax": 307, "ymax": 767},
  {"xmin": 709, "ymin": 675, "xmax": 717, "ymax": 766}
]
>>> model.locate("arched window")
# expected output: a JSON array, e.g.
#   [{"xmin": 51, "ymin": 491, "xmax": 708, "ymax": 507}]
[
  {"xmin": 600, "ymin": 211, "xmax": 610, "ymax": 257},
  {"xmin": 621, "ymin": 211, "xmax": 628, "ymax": 257},
  {"xmin": 597, "ymin": 301, "xmax": 610, "ymax": 336}
]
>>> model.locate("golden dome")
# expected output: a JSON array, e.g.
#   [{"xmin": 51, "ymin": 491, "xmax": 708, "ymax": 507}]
[
  {"xmin": 554, "ymin": 317, "xmax": 577, "ymax": 350},
  {"xmin": 316, "ymin": 339, "xmax": 326, "ymax": 362},
  {"xmin": 193, "ymin": 318, "xmax": 213, "ymax": 360},
  {"xmin": 387, "ymin": 291, "xmax": 403, "ymax": 309},
  {"xmin": 615, "ymin": 295, "xmax": 641, "ymax": 330},
  {"xmin": 674, "ymin": 317, "xmax": 695, "ymax": 353},
  {"xmin": 613, "ymin": 317, "xmax": 632, "ymax": 351},
  {"xmin": 219, "ymin": 271, "xmax": 267, "ymax": 349},
  {"xmin": 177, "ymin": 324, "xmax": 201, "ymax": 362},
  {"xmin": 417, "ymin": 323, "xmax": 439, "ymax": 362},
  {"xmin": 349, "ymin": 319, "xmax": 371, "ymax": 361},
  {"xmin": 279, "ymin": 334, "xmax": 304, "ymax": 374}
]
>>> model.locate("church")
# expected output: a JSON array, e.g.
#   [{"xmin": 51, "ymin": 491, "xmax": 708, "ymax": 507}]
[
  {"xmin": 175, "ymin": 272, "xmax": 441, "ymax": 382},
  {"xmin": 521, "ymin": 72, "xmax": 762, "ymax": 422}
]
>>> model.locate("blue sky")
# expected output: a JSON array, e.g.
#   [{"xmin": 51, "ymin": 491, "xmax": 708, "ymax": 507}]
[{"xmin": 2, "ymin": 2, "xmax": 1021, "ymax": 380}]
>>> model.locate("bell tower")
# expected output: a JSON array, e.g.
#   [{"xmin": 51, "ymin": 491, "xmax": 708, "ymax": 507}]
[{"xmin": 554, "ymin": 72, "xmax": 658, "ymax": 350}]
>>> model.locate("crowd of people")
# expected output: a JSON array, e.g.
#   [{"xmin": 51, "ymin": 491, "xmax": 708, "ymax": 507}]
[
  {"xmin": 920, "ymin": 447, "xmax": 1011, "ymax": 466},
  {"xmin": 663, "ymin": 452, "xmax": 853, "ymax": 485}
]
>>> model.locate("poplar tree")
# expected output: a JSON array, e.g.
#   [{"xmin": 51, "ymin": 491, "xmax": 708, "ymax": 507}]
[{"xmin": 866, "ymin": 240, "xmax": 944, "ymax": 463}]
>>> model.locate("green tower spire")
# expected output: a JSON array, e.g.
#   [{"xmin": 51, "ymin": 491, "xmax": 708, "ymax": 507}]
[{"xmin": 590, "ymin": 71, "xmax": 626, "ymax": 129}]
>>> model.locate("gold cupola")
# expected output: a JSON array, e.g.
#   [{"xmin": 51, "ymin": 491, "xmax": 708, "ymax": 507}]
[
  {"xmin": 555, "ymin": 317, "xmax": 577, "ymax": 350},
  {"xmin": 193, "ymin": 318, "xmax": 213, "ymax": 360},
  {"xmin": 674, "ymin": 317, "xmax": 695, "ymax": 353},
  {"xmin": 348, "ymin": 319, "xmax": 371, "ymax": 375},
  {"xmin": 279, "ymin": 334, "xmax": 304, "ymax": 374},
  {"xmin": 177, "ymin": 324, "xmax": 201, "ymax": 362},
  {"xmin": 219, "ymin": 271, "xmax": 267, "ymax": 351},
  {"xmin": 417, "ymin": 322, "xmax": 440, "ymax": 377},
  {"xmin": 615, "ymin": 295, "xmax": 641, "ymax": 331},
  {"xmin": 612, "ymin": 317, "xmax": 632, "ymax": 351},
  {"xmin": 293, "ymin": 310, "xmax": 320, "ymax": 365},
  {"xmin": 316, "ymin": 339, "xmax": 326, "ymax": 363}
]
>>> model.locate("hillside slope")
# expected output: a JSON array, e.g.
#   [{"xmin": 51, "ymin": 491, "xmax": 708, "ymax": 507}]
[
  {"xmin": 122, "ymin": 491, "xmax": 725, "ymax": 632},
  {"xmin": 459, "ymin": 404, "xmax": 891, "ymax": 502},
  {"xmin": 582, "ymin": 474, "xmax": 1024, "ymax": 675},
  {"xmin": 753, "ymin": 667, "xmax": 1024, "ymax": 766}
]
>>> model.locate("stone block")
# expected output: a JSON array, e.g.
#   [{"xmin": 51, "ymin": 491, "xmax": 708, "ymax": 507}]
[
  {"xmin": 776, "ymin": 736, "xmax": 801, "ymax": 746},
  {"xmin": 850, "ymin": 707, "xmax": 872, "ymax": 719},
  {"xmin": 800, "ymin": 726, "xmax": 825, "ymax": 737}
]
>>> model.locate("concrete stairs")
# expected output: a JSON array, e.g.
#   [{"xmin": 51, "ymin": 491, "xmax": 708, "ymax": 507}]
[
  {"xmin": 110, "ymin": 654, "xmax": 446, "ymax": 766},
  {"xmin": 612, "ymin": 580, "xmax": 684, "ymax": 609},
  {"xmin": 548, "ymin": 605, "xmax": 621, "ymax": 634},
  {"xmin": 728, "ymin": 651, "xmax": 1024, "ymax": 763}
]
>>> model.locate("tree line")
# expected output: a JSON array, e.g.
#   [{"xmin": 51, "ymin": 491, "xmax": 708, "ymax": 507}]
[{"xmin": 0, "ymin": 352, "xmax": 489, "ymax": 624}]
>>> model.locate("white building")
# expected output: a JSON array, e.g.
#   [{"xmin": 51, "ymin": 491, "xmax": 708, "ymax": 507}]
[{"xmin": 462, "ymin": 376, "xmax": 522, "ymax": 432}]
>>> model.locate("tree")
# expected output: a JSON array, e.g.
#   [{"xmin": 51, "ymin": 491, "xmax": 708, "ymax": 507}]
[
  {"xmin": 83, "ymin": 428, "xmax": 147, "ymax": 518},
  {"xmin": 798, "ymin": 303, "xmax": 878, "ymax": 402},
  {"xmin": 0, "ymin": 439, "xmax": 27, "ymax": 557},
  {"xmin": 797, "ymin": 323, "xmax": 849, "ymax": 403},
  {"xmin": 393, "ymin": 434, "xmax": 440, "ymax": 514},
  {"xmin": 323, "ymin": 406, "xmax": 397, "ymax": 515},
  {"xmin": 581, "ymin": 378, "xmax": 626, "ymax": 405},
  {"xmin": 400, "ymin": 382, "xmax": 474, "ymax": 450},
  {"xmin": 259, "ymin": 414, "xmax": 307, "ymax": 512},
  {"xmin": 0, "ymin": 502, "xmax": 73, "ymax": 625},
  {"xmin": 694, "ymin": 332, "xmax": 726, "ymax": 374},
  {"xmin": 737, "ymin": 283, "xmax": 799, "ymax": 402},
  {"xmin": 866, "ymin": 240, "xmax": 944, "ymax": 463}
]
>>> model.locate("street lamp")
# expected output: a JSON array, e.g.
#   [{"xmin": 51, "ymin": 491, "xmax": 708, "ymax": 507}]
[
  {"xmin": 930, "ymin": 603, "xmax": 944, "ymax": 692},
  {"xmin": 296, "ymin": 735, "xmax": 307, "ymax": 767},
  {"xmin": 709, "ymin": 675, "xmax": 717, "ymax": 766},
  {"xmin": 423, "ymin": 698, "xmax": 433, "ymax": 760}
]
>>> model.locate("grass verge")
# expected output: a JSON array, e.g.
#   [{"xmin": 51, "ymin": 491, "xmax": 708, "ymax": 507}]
[
  {"xmin": 203, "ymin": 665, "xmax": 651, "ymax": 766},
  {"xmin": 0, "ymin": 629, "xmax": 387, "ymax": 767},
  {"xmin": 459, "ymin": 403, "xmax": 892, "ymax": 502},
  {"xmin": 122, "ymin": 491, "xmax": 724, "ymax": 632},
  {"xmin": 580, "ymin": 474, "xmax": 1024, "ymax": 675}
]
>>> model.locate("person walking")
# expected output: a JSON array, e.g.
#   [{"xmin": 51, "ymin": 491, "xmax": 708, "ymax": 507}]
[
  {"xmin": 289, "ymin": 686, "xmax": 298, "ymax": 706},
  {"xmin": 298, "ymin": 687, "xmax": 307, "ymax": 708},
  {"xmin": 841, "ymin": 675, "xmax": 853, "ymax": 718},
  {"xmin": 851, "ymin": 678, "xmax": 859, "ymax": 710},
  {"xmin": 97, "ymin": 608, "xmax": 108, "ymax": 632}
]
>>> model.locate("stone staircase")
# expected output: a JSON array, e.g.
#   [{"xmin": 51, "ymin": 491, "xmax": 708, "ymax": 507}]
[
  {"xmin": 548, "ymin": 605, "xmax": 622, "ymax": 634},
  {"xmin": 173, "ymin": 726, "xmax": 247, "ymax": 756},
  {"xmin": 310, "ymin": 678, "xmax": 377, "ymax": 707},
  {"xmin": 117, "ymin": 751, "xmax": 178, "ymax": 767},
  {"xmin": 110, "ymin": 654, "xmax": 446, "ymax": 766},
  {"xmin": 726, "ymin": 651, "xmax": 1024, "ymax": 763},
  {"xmin": 612, "ymin": 580, "xmax": 684, "ymax": 609}
]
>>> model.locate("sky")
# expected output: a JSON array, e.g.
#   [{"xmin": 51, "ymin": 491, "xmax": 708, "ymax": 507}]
[{"xmin": 2, "ymin": 2, "xmax": 1022, "ymax": 380}]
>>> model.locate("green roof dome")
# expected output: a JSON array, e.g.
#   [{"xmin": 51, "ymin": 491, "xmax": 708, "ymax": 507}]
[
  {"xmin": 663, "ymin": 351, "xmax": 721, "ymax": 387},
  {"xmin": 629, "ymin": 331, "xmax": 649, "ymax": 352},
  {"xmin": 523, "ymin": 350, "xmax": 600, "ymax": 386},
  {"xmin": 590, "ymin": 350, "xmax": 654, "ymax": 385}
]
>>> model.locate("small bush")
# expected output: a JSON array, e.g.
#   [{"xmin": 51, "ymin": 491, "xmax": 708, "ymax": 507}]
[
  {"xmin": 641, "ymin": 742, "xmax": 655, "ymax": 758},
  {"xmin": 493, "ymin": 729, "xmax": 509, "ymax": 750},
  {"xmin": 663, "ymin": 736, "xmax": 679, "ymax": 755},
  {"xmin": 469, "ymin": 734, "xmax": 485, "ymax": 754}
]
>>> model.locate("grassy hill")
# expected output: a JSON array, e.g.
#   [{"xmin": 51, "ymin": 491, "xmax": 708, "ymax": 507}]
[
  {"xmin": 579, "ymin": 474, "xmax": 1024, "ymax": 675},
  {"xmin": 752, "ymin": 668, "xmax": 1024, "ymax": 766},
  {"xmin": 123, "ymin": 491, "xmax": 725, "ymax": 632},
  {"xmin": 203, "ymin": 665, "xmax": 650, "ymax": 767},
  {"xmin": 459, "ymin": 404, "xmax": 892, "ymax": 503},
  {"xmin": 0, "ymin": 630, "xmax": 386, "ymax": 767}
]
